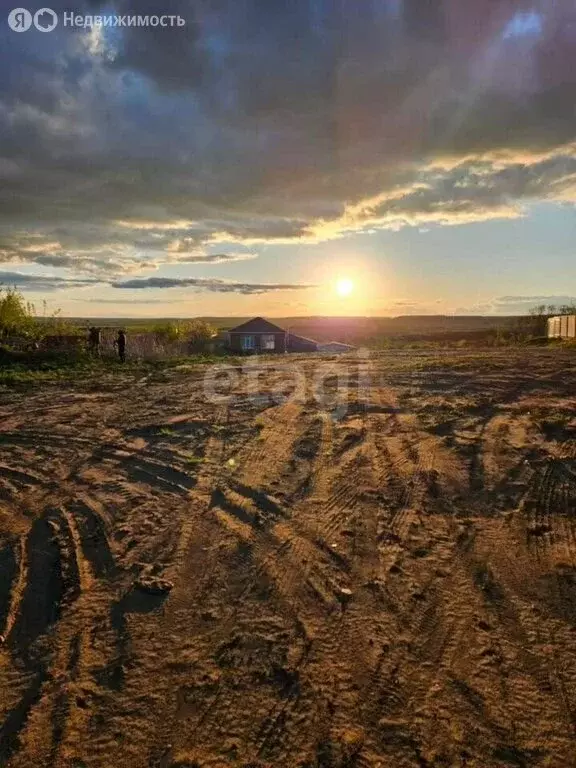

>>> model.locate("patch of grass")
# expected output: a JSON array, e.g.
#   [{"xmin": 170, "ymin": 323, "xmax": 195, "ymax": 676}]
[
  {"xmin": 0, "ymin": 353, "xmax": 122, "ymax": 390},
  {"xmin": 0, "ymin": 351, "xmax": 242, "ymax": 391}
]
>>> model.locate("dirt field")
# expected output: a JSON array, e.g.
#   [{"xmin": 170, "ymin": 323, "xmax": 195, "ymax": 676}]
[{"xmin": 1, "ymin": 349, "xmax": 576, "ymax": 768}]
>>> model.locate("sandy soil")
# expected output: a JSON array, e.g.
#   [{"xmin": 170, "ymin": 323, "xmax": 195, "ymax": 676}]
[{"xmin": 1, "ymin": 349, "xmax": 576, "ymax": 767}]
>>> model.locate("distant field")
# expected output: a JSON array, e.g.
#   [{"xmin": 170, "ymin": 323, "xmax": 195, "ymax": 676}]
[
  {"xmin": 1, "ymin": 348, "xmax": 576, "ymax": 766},
  {"xmin": 61, "ymin": 314, "xmax": 524, "ymax": 345}
]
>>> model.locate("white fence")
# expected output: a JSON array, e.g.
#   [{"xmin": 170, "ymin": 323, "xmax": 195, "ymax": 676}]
[{"xmin": 547, "ymin": 315, "xmax": 576, "ymax": 339}]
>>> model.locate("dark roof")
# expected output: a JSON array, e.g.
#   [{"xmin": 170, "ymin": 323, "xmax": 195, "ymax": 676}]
[{"xmin": 228, "ymin": 317, "xmax": 285, "ymax": 334}]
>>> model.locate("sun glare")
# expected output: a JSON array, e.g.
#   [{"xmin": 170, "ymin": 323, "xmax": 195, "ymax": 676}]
[{"xmin": 336, "ymin": 278, "xmax": 354, "ymax": 297}]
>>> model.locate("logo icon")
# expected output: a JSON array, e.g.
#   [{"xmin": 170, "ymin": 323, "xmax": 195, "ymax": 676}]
[
  {"xmin": 34, "ymin": 7, "xmax": 57, "ymax": 31},
  {"xmin": 8, "ymin": 7, "xmax": 32, "ymax": 31}
]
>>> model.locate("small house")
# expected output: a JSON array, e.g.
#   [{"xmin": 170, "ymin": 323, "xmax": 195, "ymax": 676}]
[{"xmin": 226, "ymin": 317, "xmax": 287, "ymax": 353}]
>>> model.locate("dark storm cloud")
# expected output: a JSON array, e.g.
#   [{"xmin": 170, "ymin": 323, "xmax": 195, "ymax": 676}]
[
  {"xmin": 110, "ymin": 0, "xmax": 205, "ymax": 90},
  {"xmin": 0, "ymin": 0, "xmax": 575, "ymax": 281}
]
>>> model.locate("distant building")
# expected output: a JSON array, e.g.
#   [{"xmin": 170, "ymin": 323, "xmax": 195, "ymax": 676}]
[
  {"xmin": 547, "ymin": 315, "xmax": 576, "ymax": 339},
  {"xmin": 286, "ymin": 332, "xmax": 318, "ymax": 353},
  {"xmin": 226, "ymin": 318, "xmax": 323, "ymax": 354},
  {"xmin": 226, "ymin": 317, "xmax": 288, "ymax": 353}
]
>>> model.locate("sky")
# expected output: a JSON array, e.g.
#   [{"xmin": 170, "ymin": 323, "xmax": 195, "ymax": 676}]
[{"xmin": 0, "ymin": 0, "xmax": 575, "ymax": 318}]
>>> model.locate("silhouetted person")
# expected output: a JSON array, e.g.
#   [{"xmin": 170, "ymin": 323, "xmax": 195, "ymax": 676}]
[
  {"xmin": 88, "ymin": 326, "xmax": 101, "ymax": 356},
  {"xmin": 115, "ymin": 329, "xmax": 126, "ymax": 363}
]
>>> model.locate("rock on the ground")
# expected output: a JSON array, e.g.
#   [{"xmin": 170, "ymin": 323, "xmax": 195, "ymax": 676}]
[{"xmin": 135, "ymin": 575, "xmax": 174, "ymax": 595}]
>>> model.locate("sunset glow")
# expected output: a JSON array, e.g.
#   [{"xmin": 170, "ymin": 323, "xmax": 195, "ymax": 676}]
[
  {"xmin": 336, "ymin": 278, "xmax": 354, "ymax": 298},
  {"xmin": 0, "ymin": 2, "xmax": 574, "ymax": 319}
]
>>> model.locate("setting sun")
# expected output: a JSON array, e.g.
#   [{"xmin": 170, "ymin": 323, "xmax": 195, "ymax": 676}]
[{"xmin": 336, "ymin": 278, "xmax": 354, "ymax": 297}]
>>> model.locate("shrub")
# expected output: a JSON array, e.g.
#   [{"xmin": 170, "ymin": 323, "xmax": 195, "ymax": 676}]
[
  {"xmin": 0, "ymin": 286, "xmax": 37, "ymax": 339},
  {"xmin": 152, "ymin": 319, "xmax": 216, "ymax": 351},
  {"xmin": 187, "ymin": 319, "xmax": 216, "ymax": 351},
  {"xmin": 152, "ymin": 321, "xmax": 184, "ymax": 342},
  {"xmin": 0, "ymin": 288, "xmax": 78, "ymax": 343}
]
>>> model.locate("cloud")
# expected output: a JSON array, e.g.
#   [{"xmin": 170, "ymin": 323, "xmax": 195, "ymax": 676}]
[
  {"xmin": 0, "ymin": 226, "xmax": 254, "ymax": 275},
  {"xmin": 111, "ymin": 277, "xmax": 315, "ymax": 294},
  {"xmin": 310, "ymin": 142, "xmax": 576, "ymax": 235},
  {"xmin": 454, "ymin": 294, "xmax": 576, "ymax": 315},
  {"xmin": 497, "ymin": 295, "xmax": 576, "ymax": 303},
  {"xmin": 0, "ymin": 270, "xmax": 102, "ymax": 291},
  {"xmin": 0, "ymin": 269, "xmax": 313, "ymax": 296},
  {"xmin": 82, "ymin": 297, "xmax": 170, "ymax": 304},
  {"xmin": 170, "ymin": 249, "xmax": 256, "ymax": 265},
  {"xmin": 109, "ymin": 0, "xmax": 205, "ymax": 90},
  {"xmin": 492, "ymin": 295, "xmax": 576, "ymax": 311},
  {"xmin": 378, "ymin": 298, "xmax": 447, "ymax": 315},
  {"xmin": 0, "ymin": 0, "xmax": 574, "ymax": 278}
]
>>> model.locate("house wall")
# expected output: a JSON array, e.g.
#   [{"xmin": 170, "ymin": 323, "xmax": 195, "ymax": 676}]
[{"xmin": 228, "ymin": 332, "xmax": 287, "ymax": 353}]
